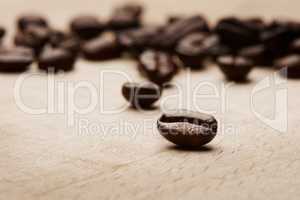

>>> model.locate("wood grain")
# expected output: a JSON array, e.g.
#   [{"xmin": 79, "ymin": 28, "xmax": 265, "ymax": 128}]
[{"xmin": 1, "ymin": 0, "xmax": 300, "ymax": 199}]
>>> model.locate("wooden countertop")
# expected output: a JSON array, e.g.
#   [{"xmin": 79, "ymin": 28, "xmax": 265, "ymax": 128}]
[{"xmin": 1, "ymin": 0, "xmax": 300, "ymax": 199}]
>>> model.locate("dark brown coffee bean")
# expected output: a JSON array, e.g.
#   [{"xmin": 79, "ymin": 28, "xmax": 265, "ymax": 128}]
[
  {"xmin": 108, "ymin": 3, "xmax": 143, "ymax": 30},
  {"xmin": 289, "ymin": 38, "xmax": 300, "ymax": 54},
  {"xmin": 14, "ymin": 25, "xmax": 50, "ymax": 56},
  {"xmin": 274, "ymin": 54, "xmax": 300, "ymax": 78},
  {"xmin": 118, "ymin": 26, "xmax": 161, "ymax": 56},
  {"xmin": 176, "ymin": 33, "xmax": 218, "ymax": 68},
  {"xmin": 215, "ymin": 17, "xmax": 261, "ymax": 49},
  {"xmin": 217, "ymin": 55, "xmax": 254, "ymax": 82},
  {"xmin": 261, "ymin": 20, "xmax": 300, "ymax": 58},
  {"xmin": 167, "ymin": 15, "xmax": 184, "ymax": 24},
  {"xmin": 122, "ymin": 82, "xmax": 161, "ymax": 109},
  {"xmin": 153, "ymin": 15, "xmax": 210, "ymax": 49},
  {"xmin": 157, "ymin": 109, "xmax": 217, "ymax": 148},
  {"xmin": 207, "ymin": 43, "xmax": 232, "ymax": 61},
  {"xmin": 70, "ymin": 15, "xmax": 104, "ymax": 40},
  {"xmin": 82, "ymin": 32, "xmax": 122, "ymax": 61},
  {"xmin": 0, "ymin": 47, "xmax": 33, "ymax": 72},
  {"xmin": 238, "ymin": 44, "xmax": 272, "ymax": 66},
  {"xmin": 138, "ymin": 50, "xmax": 179, "ymax": 85},
  {"xmin": 49, "ymin": 30, "xmax": 80, "ymax": 56},
  {"xmin": 17, "ymin": 14, "xmax": 48, "ymax": 31},
  {"xmin": 0, "ymin": 26, "xmax": 5, "ymax": 40},
  {"xmin": 38, "ymin": 47, "xmax": 76, "ymax": 72}
]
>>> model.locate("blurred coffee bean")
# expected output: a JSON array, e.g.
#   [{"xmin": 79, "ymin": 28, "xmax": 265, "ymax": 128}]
[
  {"xmin": 70, "ymin": 15, "xmax": 104, "ymax": 40},
  {"xmin": 274, "ymin": 54, "xmax": 300, "ymax": 78},
  {"xmin": 38, "ymin": 47, "xmax": 76, "ymax": 72},
  {"xmin": 238, "ymin": 44, "xmax": 272, "ymax": 66},
  {"xmin": 153, "ymin": 15, "xmax": 210, "ymax": 49},
  {"xmin": 118, "ymin": 26, "xmax": 161, "ymax": 56},
  {"xmin": 261, "ymin": 20, "xmax": 300, "ymax": 58},
  {"xmin": 289, "ymin": 38, "xmax": 300, "ymax": 54},
  {"xmin": 0, "ymin": 47, "xmax": 33, "ymax": 72},
  {"xmin": 157, "ymin": 109, "xmax": 217, "ymax": 148},
  {"xmin": 215, "ymin": 17, "xmax": 261, "ymax": 49},
  {"xmin": 217, "ymin": 55, "xmax": 254, "ymax": 82},
  {"xmin": 17, "ymin": 14, "xmax": 48, "ymax": 31},
  {"xmin": 108, "ymin": 3, "xmax": 143, "ymax": 30},
  {"xmin": 244, "ymin": 17, "xmax": 266, "ymax": 32},
  {"xmin": 0, "ymin": 26, "xmax": 6, "ymax": 40},
  {"xmin": 82, "ymin": 32, "xmax": 122, "ymax": 61},
  {"xmin": 176, "ymin": 33, "xmax": 218, "ymax": 68},
  {"xmin": 207, "ymin": 43, "xmax": 232, "ymax": 61},
  {"xmin": 122, "ymin": 82, "xmax": 161, "ymax": 109},
  {"xmin": 167, "ymin": 15, "xmax": 184, "ymax": 24},
  {"xmin": 49, "ymin": 30, "xmax": 80, "ymax": 56},
  {"xmin": 14, "ymin": 25, "xmax": 50, "ymax": 56},
  {"xmin": 138, "ymin": 50, "xmax": 178, "ymax": 85}
]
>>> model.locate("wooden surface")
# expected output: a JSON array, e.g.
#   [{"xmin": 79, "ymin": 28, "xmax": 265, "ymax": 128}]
[{"xmin": 1, "ymin": 0, "xmax": 300, "ymax": 199}]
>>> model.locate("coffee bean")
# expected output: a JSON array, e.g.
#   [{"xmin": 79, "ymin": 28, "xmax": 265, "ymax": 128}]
[
  {"xmin": 0, "ymin": 47, "xmax": 33, "ymax": 72},
  {"xmin": 0, "ymin": 26, "xmax": 6, "ymax": 40},
  {"xmin": 122, "ymin": 82, "xmax": 161, "ymax": 109},
  {"xmin": 49, "ymin": 30, "xmax": 80, "ymax": 56},
  {"xmin": 238, "ymin": 44, "xmax": 272, "ymax": 66},
  {"xmin": 138, "ymin": 50, "xmax": 179, "ymax": 85},
  {"xmin": 167, "ymin": 15, "xmax": 184, "ymax": 24},
  {"xmin": 38, "ymin": 47, "xmax": 76, "ymax": 72},
  {"xmin": 207, "ymin": 43, "xmax": 232, "ymax": 61},
  {"xmin": 274, "ymin": 54, "xmax": 300, "ymax": 78},
  {"xmin": 82, "ymin": 32, "xmax": 122, "ymax": 61},
  {"xmin": 118, "ymin": 26, "xmax": 161, "ymax": 56},
  {"xmin": 261, "ymin": 20, "xmax": 300, "ymax": 58},
  {"xmin": 108, "ymin": 3, "xmax": 143, "ymax": 30},
  {"xmin": 17, "ymin": 14, "xmax": 48, "ymax": 31},
  {"xmin": 70, "ymin": 15, "xmax": 104, "ymax": 40},
  {"xmin": 14, "ymin": 25, "xmax": 50, "ymax": 56},
  {"xmin": 289, "ymin": 38, "xmax": 300, "ymax": 54},
  {"xmin": 176, "ymin": 33, "xmax": 218, "ymax": 68},
  {"xmin": 215, "ymin": 17, "xmax": 261, "ymax": 49},
  {"xmin": 153, "ymin": 15, "xmax": 210, "ymax": 49},
  {"xmin": 157, "ymin": 109, "xmax": 217, "ymax": 148},
  {"xmin": 217, "ymin": 55, "xmax": 254, "ymax": 82}
]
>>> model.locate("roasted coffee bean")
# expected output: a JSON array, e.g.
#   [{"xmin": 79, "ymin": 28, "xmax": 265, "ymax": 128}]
[
  {"xmin": 138, "ymin": 50, "xmax": 178, "ymax": 85},
  {"xmin": 261, "ymin": 20, "xmax": 300, "ymax": 58},
  {"xmin": 167, "ymin": 15, "xmax": 184, "ymax": 24},
  {"xmin": 238, "ymin": 44, "xmax": 272, "ymax": 66},
  {"xmin": 244, "ymin": 17, "xmax": 266, "ymax": 32},
  {"xmin": 289, "ymin": 38, "xmax": 300, "ymax": 54},
  {"xmin": 70, "ymin": 15, "xmax": 104, "ymax": 40},
  {"xmin": 0, "ymin": 47, "xmax": 33, "ymax": 72},
  {"xmin": 153, "ymin": 15, "xmax": 210, "ymax": 49},
  {"xmin": 14, "ymin": 25, "xmax": 50, "ymax": 56},
  {"xmin": 0, "ymin": 26, "xmax": 5, "ymax": 40},
  {"xmin": 108, "ymin": 3, "xmax": 143, "ymax": 30},
  {"xmin": 17, "ymin": 14, "xmax": 48, "ymax": 31},
  {"xmin": 49, "ymin": 30, "xmax": 80, "ymax": 56},
  {"xmin": 207, "ymin": 43, "xmax": 232, "ymax": 61},
  {"xmin": 217, "ymin": 55, "xmax": 254, "ymax": 82},
  {"xmin": 274, "ymin": 54, "xmax": 300, "ymax": 78},
  {"xmin": 38, "ymin": 47, "xmax": 76, "ymax": 72},
  {"xmin": 215, "ymin": 17, "xmax": 261, "ymax": 49},
  {"xmin": 157, "ymin": 109, "xmax": 217, "ymax": 148},
  {"xmin": 82, "ymin": 32, "xmax": 122, "ymax": 61},
  {"xmin": 122, "ymin": 82, "xmax": 161, "ymax": 109},
  {"xmin": 118, "ymin": 26, "xmax": 161, "ymax": 55},
  {"xmin": 176, "ymin": 33, "xmax": 218, "ymax": 68}
]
